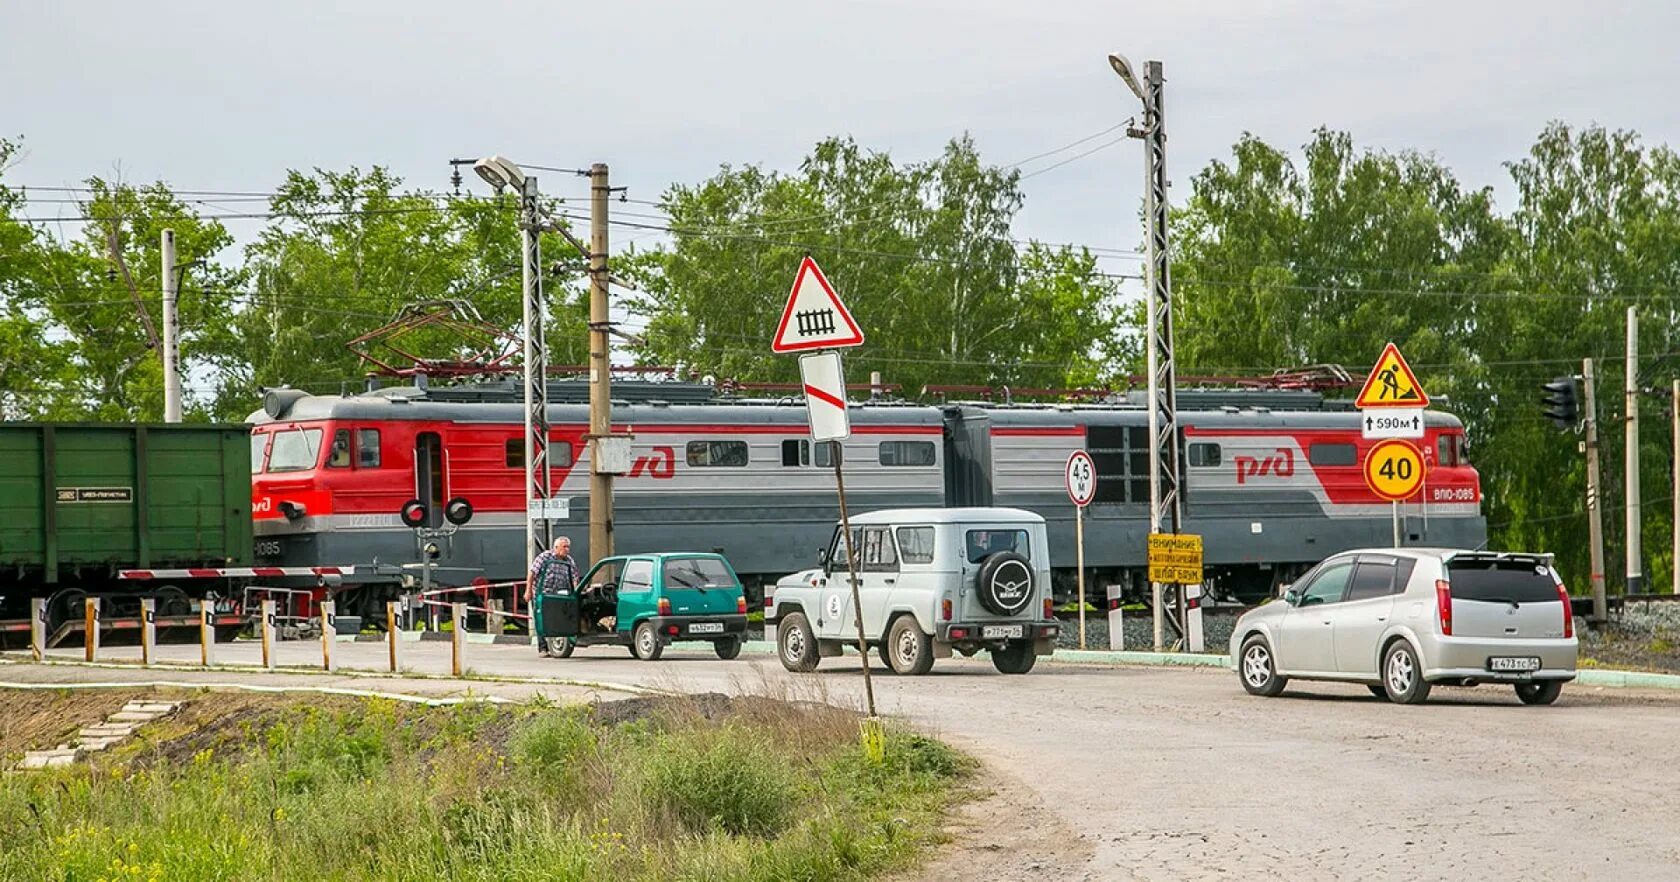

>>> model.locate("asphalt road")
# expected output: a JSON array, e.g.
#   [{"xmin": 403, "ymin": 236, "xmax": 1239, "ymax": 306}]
[{"xmin": 7, "ymin": 639, "xmax": 1680, "ymax": 880}]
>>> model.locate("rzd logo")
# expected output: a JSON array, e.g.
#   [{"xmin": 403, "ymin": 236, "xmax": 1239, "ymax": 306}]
[
  {"xmin": 627, "ymin": 446, "xmax": 676, "ymax": 479},
  {"xmin": 1234, "ymin": 448, "xmax": 1295, "ymax": 484}
]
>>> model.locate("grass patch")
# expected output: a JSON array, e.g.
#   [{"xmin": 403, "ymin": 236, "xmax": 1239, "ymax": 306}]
[{"xmin": 0, "ymin": 690, "xmax": 968, "ymax": 881}]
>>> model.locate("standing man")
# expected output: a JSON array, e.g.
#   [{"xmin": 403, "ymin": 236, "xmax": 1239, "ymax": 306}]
[{"xmin": 527, "ymin": 536, "xmax": 581, "ymax": 657}]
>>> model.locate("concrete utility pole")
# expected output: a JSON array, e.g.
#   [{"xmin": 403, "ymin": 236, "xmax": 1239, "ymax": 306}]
[
  {"xmin": 588, "ymin": 162, "xmax": 615, "ymax": 563},
  {"xmin": 1626, "ymin": 307, "xmax": 1644, "ymax": 595},
  {"xmin": 1584, "ymin": 359, "xmax": 1608, "ymax": 624},
  {"xmin": 1113, "ymin": 52, "xmax": 1184, "ymax": 651},
  {"xmin": 161, "ymin": 229, "xmax": 182, "ymax": 422}
]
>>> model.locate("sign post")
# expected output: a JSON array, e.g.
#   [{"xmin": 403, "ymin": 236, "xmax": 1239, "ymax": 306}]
[
  {"xmin": 1064, "ymin": 451, "xmax": 1096, "ymax": 649},
  {"xmin": 776, "ymin": 257, "xmax": 876, "ymax": 721},
  {"xmin": 1356, "ymin": 343, "xmax": 1431, "ymax": 545},
  {"xmin": 84, "ymin": 596, "xmax": 99, "ymax": 662},
  {"xmin": 30, "ymin": 597, "xmax": 46, "ymax": 662},
  {"xmin": 139, "ymin": 598, "xmax": 156, "ymax": 667},
  {"xmin": 320, "ymin": 599, "xmax": 336, "ymax": 672}
]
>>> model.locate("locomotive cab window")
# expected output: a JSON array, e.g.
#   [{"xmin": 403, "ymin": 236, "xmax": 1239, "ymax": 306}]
[
  {"xmin": 878, "ymin": 440, "xmax": 935, "ymax": 467},
  {"xmin": 327, "ymin": 429, "xmax": 352, "ymax": 468},
  {"xmin": 356, "ymin": 429, "xmax": 381, "ymax": 468},
  {"xmin": 687, "ymin": 440, "xmax": 748, "ymax": 467},
  {"xmin": 1188, "ymin": 442, "xmax": 1221, "ymax": 467},
  {"xmin": 268, "ymin": 428, "xmax": 323, "ymax": 472},
  {"xmin": 1437, "ymin": 433, "xmax": 1468, "ymax": 467},
  {"xmin": 1308, "ymin": 443, "xmax": 1357, "ymax": 466}
]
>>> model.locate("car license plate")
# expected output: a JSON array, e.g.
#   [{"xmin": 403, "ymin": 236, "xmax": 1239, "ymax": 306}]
[
  {"xmin": 1488, "ymin": 656, "xmax": 1541, "ymax": 672},
  {"xmin": 982, "ymin": 625, "xmax": 1024, "ymax": 639},
  {"xmin": 688, "ymin": 622, "xmax": 723, "ymax": 634}
]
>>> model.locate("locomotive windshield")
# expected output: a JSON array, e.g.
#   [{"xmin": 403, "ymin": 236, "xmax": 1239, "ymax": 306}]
[{"xmin": 268, "ymin": 428, "xmax": 323, "ymax": 472}]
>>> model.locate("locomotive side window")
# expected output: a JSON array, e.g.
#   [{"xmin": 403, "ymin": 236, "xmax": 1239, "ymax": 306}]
[
  {"xmin": 1088, "ymin": 425, "xmax": 1149, "ymax": 504},
  {"xmin": 815, "ymin": 441, "xmax": 838, "ymax": 468},
  {"xmin": 1188, "ymin": 442, "xmax": 1222, "ymax": 467},
  {"xmin": 1437, "ymin": 433, "xmax": 1467, "ymax": 467},
  {"xmin": 327, "ymin": 429, "xmax": 352, "ymax": 468},
  {"xmin": 782, "ymin": 439, "xmax": 809, "ymax": 466},
  {"xmin": 506, "ymin": 438, "xmax": 574, "ymax": 468},
  {"xmin": 1308, "ymin": 443, "xmax": 1357, "ymax": 466},
  {"xmin": 878, "ymin": 440, "xmax": 936, "ymax": 467},
  {"xmin": 356, "ymin": 429, "xmax": 381, "ymax": 468},
  {"xmin": 687, "ymin": 440, "xmax": 749, "ymax": 467}
]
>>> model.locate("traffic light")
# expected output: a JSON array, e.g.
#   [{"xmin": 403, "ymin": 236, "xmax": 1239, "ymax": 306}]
[{"xmin": 1541, "ymin": 376, "xmax": 1581, "ymax": 429}]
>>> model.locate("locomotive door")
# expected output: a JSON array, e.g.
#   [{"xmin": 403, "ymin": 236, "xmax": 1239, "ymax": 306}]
[{"xmin": 414, "ymin": 432, "xmax": 446, "ymax": 528}]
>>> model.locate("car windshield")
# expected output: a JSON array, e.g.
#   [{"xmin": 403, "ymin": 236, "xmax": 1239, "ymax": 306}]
[
  {"xmin": 663, "ymin": 556, "xmax": 737, "ymax": 590},
  {"xmin": 965, "ymin": 529, "xmax": 1029, "ymax": 564},
  {"xmin": 268, "ymin": 428, "xmax": 323, "ymax": 472},
  {"xmin": 1447, "ymin": 559, "xmax": 1559, "ymax": 604}
]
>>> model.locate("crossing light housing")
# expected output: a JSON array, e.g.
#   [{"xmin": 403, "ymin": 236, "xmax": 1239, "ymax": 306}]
[{"xmin": 1540, "ymin": 376, "xmax": 1581, "ymax": 430}]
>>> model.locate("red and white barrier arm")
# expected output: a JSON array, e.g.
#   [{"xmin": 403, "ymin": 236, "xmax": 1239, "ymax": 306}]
[
  {"xmin": 119, "ymin": 566, "xmax": 354, "ymax": 580},
  {"xmin": 416, "ymin": 596, "xmax": 532, "ymax": 622}
]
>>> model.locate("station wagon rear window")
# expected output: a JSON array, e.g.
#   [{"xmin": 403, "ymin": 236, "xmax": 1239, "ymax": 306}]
[
  {"xmin": 964, "ymin": 529, "xmax": 1029, "ymax": 564},
  {"xmin": 268, "ymin": 428, "xmax": 322, "ymax": 472},
  {"xmin": 663, "ymin": 556, "xmax": 738, "ymax": 589},
  {"xmin": 878, "ymin": 440, "xmax": 935, "ymax": 466},
  {"xmin": 687, "ymin": 440, "xmax": 748, "ymax": 467},
  {"xmin": 1446, "ymin": 559, "xmax": 1559, "ymax": 604}
]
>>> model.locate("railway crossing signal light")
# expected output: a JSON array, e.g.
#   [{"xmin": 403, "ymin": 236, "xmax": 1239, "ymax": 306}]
[{"xmin": 1541, "ymin": 376, "xmax": 1581, "ymax": 430}]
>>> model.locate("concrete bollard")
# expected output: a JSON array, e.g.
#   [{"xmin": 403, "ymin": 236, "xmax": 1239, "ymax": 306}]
[
  {"xmin": 487, "ymin": 599, "xmax": 504, "ymax": 637},
  {"xmin": 140, "ymin": 598, "xmax": 156, "ymax": 666},
  {"xmin": 84, "ymin": 596, "xmax": 100, "ymax": 662},
  {"xmin": 200, "ymin": 596, "xmax": 216, "ymax": 667},
  {"xmin": 1106, "ymin": 581, "xmax": 1125, "ymax": 651},
  {"xmin": 260, "ymin": 599, "xmax": 277, "ymax": 669},
  {"xmin": 320, "ymin": 599, "xmax": 336, "ymax": 672},
  {"xmin": 1185, "ymin": 584, "xmax": 1205, "ymax": 653},
  {"xmin": 386, "ymin": 601, "xmax": 401, "ymax": 673},
  {"xmin": 450, "ymin": 602, "xmax": 466, "ymax": 677},
  {"xmin": 30, "ymin": 597, "xmax": 46, "ymax": 661}
]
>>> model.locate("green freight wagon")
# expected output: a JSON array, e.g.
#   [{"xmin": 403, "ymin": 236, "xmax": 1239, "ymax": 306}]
[{"xmin": 0, "ymin": 423, "xmax": 252, "ymax": 634}]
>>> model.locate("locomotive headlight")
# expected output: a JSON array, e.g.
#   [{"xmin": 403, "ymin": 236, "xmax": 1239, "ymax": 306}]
[
  {"xmin": 424, "ymin": 542, "xmax": 441, "ymax": 560},
  {"xmin": 279, "ymin": 501, "xmax": 307, "ymax": 521}
]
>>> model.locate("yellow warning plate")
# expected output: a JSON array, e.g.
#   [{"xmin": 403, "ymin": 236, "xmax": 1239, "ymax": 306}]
[{"xmin": 1355, "ymin": 342, "xmax": 1430, "ymax": 408}]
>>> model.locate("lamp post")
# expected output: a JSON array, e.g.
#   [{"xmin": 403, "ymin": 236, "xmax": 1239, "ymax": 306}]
[
  {"xmin": 1111, "ymin": 53, "xmax": 1184, "ymax": 651},
  {"xmin": 473, "ymin": 156, "xmax": 552, "ymax": 562}
]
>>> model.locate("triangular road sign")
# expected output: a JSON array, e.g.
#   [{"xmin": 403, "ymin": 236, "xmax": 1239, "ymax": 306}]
[
  {"xmin": 1355, "ymin": 342, "xmax": 1430, "ymax": 408},
  {"xmin": 772, "ymin": 256, "xmax": 864, "ymax": 353}
]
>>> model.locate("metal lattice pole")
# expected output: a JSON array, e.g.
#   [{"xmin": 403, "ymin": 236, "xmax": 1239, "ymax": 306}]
[
  {"xmin": 1141, "ymin": 61, "xmax": 1184, "ymax": 649},
  {"xmin": 520, "ymin": 175, "xmax": 552, "ymax": 561}
]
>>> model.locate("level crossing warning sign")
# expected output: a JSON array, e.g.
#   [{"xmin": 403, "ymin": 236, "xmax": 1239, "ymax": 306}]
[
  {"xmin": 1355, "ymin": 342, "xmax": 1430, "ymax": 408},
  {"xmin": 799, "ymin": 351, "xmax": 851, "ymax": 442},
  {"xmin": 772, "ymin": 256, "xmax": 864, "ymax": 353}
]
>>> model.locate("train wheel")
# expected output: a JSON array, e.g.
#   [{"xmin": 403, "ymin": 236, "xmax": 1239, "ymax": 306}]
[
  {"xmin": 44, "ymin": 588, "xmax": 88, "ymax": 638},
  {"xmin": 153, "ymin": 586, "xmax": 193, "ymax": 617}
]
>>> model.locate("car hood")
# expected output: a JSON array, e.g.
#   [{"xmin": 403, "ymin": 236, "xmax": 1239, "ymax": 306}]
[
  {"xmin": 776, "ymin": 568, "xmax": 825, "ymax": 589},
  {"xmin": 1237, "ymin": 600, "xmax": 1288, "ymax": 627}
]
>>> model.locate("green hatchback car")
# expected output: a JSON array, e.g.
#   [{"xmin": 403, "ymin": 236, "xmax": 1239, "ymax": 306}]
[{"xmin": 536, "ymin": 553, "xmax": 749, "ymax": 660}]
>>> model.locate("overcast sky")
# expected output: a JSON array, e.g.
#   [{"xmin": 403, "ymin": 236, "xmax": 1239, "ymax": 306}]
[{"xmin": 5, "ymin": 0, "xmax": 1678, "ymax": 284}]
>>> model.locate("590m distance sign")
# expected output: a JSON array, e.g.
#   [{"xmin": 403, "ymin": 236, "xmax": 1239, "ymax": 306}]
[{"xmin": 1363, "ymin": 439, "xmax": 1427, "ymax": 501}]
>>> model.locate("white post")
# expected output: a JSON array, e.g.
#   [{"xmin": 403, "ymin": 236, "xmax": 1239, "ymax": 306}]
[
  {"xmin": 161, "ymin": 229, "xmax": 182, "ymax": 423},
  {"xmin": 386, "ymin": 601, "xmax": 401, "ymax": 673},
  {"xmin": 1106, "ymin": 580, "xmax": 1125, "ymax": 651},
  {"xmin": 1076, "ymin": 505, "xmax": 1087, "ymax": 650},
  {"xmin": 451, "ymin": 602, "xmax": 466, "ymax": 677},
  {"xmin": 320, "ymin": 599, "xmax": 336, "ymax": 671},
  {"xmin": 200, "ymin": 596, "xmax": 216, "ymax": 667},
  {"xmin": 1184, "ymin": 584, "xmax": 1205, "ymax": 652},
  {"xmin": 762, "ymin": 588, "xmax": 776, "ymax": 646},
  {"xmin": 261, "ymin": 599, "xmax": 277, "ymax": 669},
  {"xmin": 1627, "ymin": 306, "xmax": 1644, "ymax": 594},
  {"xmin": 139, "ymin": 597, "xmax": 156, "ymax": 666},
  {"xmin": 84, "ymin": 596, "xmax": 100, "ymax": 662},
  {"xmin": 29, "ymin": 597, "xmax": 46, "ymax": 661},
  {"xmin": 1392, "ymin": 500, "xmax": 1401, "ymax": 548}
]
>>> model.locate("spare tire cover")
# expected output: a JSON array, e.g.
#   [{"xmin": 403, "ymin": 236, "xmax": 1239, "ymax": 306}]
[{"xmin": 975, "ymin": 552, "xmax": 1034, "ymax": 616}]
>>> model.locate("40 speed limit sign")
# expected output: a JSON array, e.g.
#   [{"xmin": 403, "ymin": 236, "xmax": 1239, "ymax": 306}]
[{"xmin": 1363, "ymin": 439, "xmax": 1427, "ymax": 501}]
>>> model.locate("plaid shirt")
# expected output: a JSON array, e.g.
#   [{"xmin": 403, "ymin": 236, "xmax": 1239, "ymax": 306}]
[{"xmin": 530, "ymin": 550, "xmax": 579, "ymax": 595}]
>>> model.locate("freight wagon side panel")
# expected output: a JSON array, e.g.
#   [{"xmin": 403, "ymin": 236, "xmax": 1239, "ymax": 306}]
[{"xmin": 0, "ymin": 427, "xmax": 48, "ymax": 573}]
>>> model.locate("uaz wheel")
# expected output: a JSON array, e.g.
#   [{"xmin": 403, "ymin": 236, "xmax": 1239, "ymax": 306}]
[
  {"xmin": 887, "ymin": 616, "xmax": 934, "ymax": 675},
  {"xmin": 1514, "ymin": 680, "xmax": 1563, "ymax": 705},
  {"xmin": 1239, "ymin": 635, "xmax": 1287, "ymax": 697},
  {"xmin": 991, "ymin": 640, "xmax": 1036, "ymax": 674},
  {"xmin": 631, "ymin": 621, "xmax": 664, "ymax": 661},
  {"xmin": 1382, "ymin": 640, "xmax": 1431, "ymax": 704},
  {"xmin": 777, "ymin": 612, "xmax": 819, "ymax": 672}
]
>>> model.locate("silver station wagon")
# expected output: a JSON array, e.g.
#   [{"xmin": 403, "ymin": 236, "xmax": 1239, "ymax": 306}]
[{"xmin": 1231, "ymin": 549, "xmax": 1577, "ymax": 705}]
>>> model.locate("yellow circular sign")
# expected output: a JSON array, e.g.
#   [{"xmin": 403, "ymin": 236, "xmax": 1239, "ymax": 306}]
[{"xmin": 1364, "ymin": 439, "xmax": 1427, "ymax": 501}]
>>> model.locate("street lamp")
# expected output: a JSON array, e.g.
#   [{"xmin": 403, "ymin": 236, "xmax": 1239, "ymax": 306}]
[
  {"xmin": 1110, "ymin": 52, "xmax": 1184, "ymax": 651},
  {"xmin": 472, "ymin": 154, "xmax": 552, "ymax": 563}
]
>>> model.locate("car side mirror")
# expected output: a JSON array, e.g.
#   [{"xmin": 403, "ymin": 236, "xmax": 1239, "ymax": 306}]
[{"xmin": 1283, "ymin": 588, "xmax": 1302, "ymax": 606}]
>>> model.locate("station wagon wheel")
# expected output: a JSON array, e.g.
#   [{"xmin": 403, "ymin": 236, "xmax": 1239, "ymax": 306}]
[
  {"xmin": 887, "ymin": 616, "xmax": 934, "ymax": 676},
  {"xmin": 714, "ymin": 637, "xmax": 742, "ymax": 660},
  {"xmin": 554, "ymin": 637, "xmax": 576, "ymax": 659},
  {"xmin": 1238, "ymin": 636, "xmax": 1287, "ymax": 697},
  {"xmin": 1514, "ymin": 680, "xmax": 1563, "ymax": 706},
  {"xmin": 1382, "ymin": 640, "xmax": 1431, "ymax": 704},
  {"xmin": 777, "ymin": 612, "xmax": 819, "ymax": 672},
  {"xmin": 632, "ymin": 621, "xmax": 664, "ymax": 661}
]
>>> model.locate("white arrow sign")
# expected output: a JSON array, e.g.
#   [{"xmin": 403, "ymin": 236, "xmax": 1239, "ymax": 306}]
[
  {"xmin": 799, "ymin": 351, "xmax": 851, "ymax": 442},
  {"xmin": 1361, "ymin": 408, "xmax": 1425, "ymax": 440}
]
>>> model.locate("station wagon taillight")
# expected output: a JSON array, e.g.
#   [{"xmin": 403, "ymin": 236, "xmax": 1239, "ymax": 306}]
[
  {"xmin": 1554, "ymin": 574, "xmax": 1574, "ymax": 639},
  {"xmin": 737, "ymin": 596, "xmax": 747, "ymax": 614},
  {"xmin": 1435, "ymin": 579, "xmax": 1453, "ymax": 636},
  {"xmin": 658, "ymin": 597, "xmax": 671, "ymax": 616}
]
